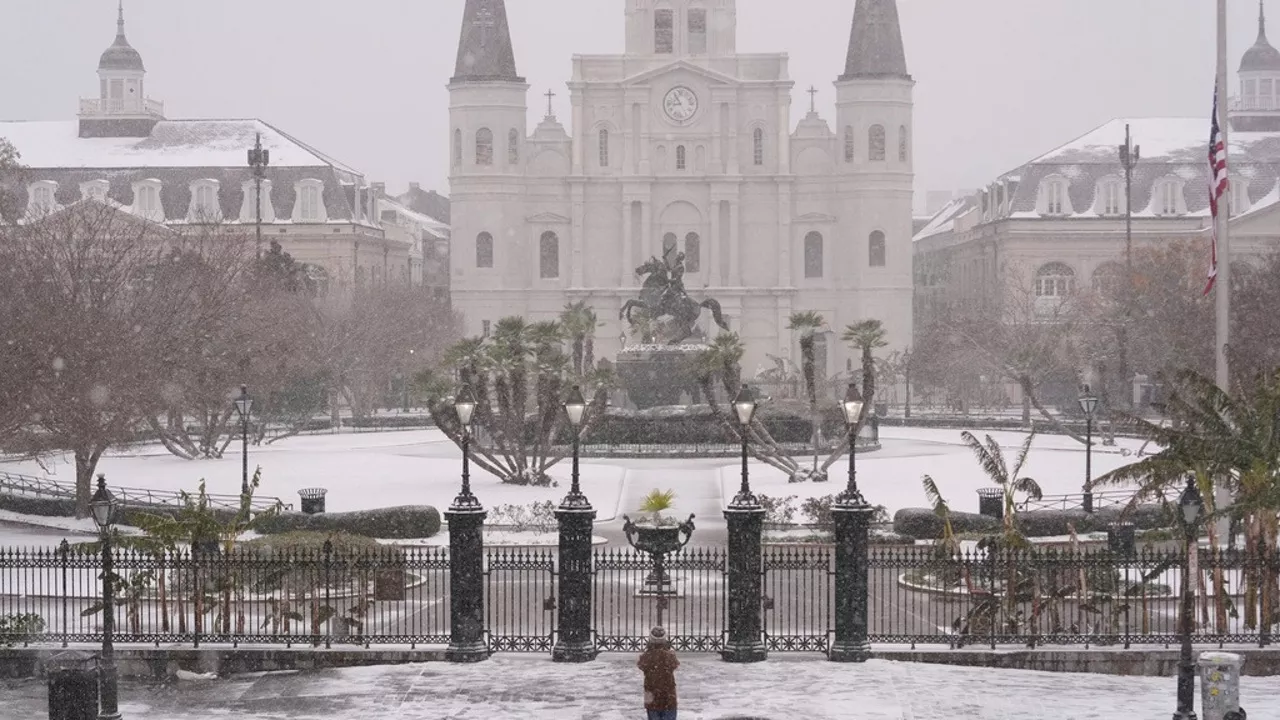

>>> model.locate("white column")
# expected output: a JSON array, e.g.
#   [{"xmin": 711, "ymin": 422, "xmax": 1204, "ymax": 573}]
[
  {"xmin": 572, "ymin": 96, "xmax": 585, "ymax": 175},
  {"xmin": 622, "ymin": 200, "xmax": 634, "ymax": 285},
  {"xmin": 729, "ymin": 200, "xmax": 741, "ymax": 285},
  {"xmin": 639, "ymin": 101, "xmax": 652, "ymax": 176},
  {"xmin": 641, "ymin": 200, "xmax": 654, "ymax": 262},
  {"xmin": 708, "ymin": 197, "xmax": 722, "ymax": 286},
  {"xmin": 727, "ymin": 95, "xmax": 740, "ymax": 176},
  {"xmin": 777, "ymin": 93, "xmax": 791, "ymax": 175},
  {"xmin": 778, "ymin": 184, "xmax": 793, "ymax": 287},
  {"xmin": 571, "ymin": 184, "xmax": 585, "ymax": 287}
]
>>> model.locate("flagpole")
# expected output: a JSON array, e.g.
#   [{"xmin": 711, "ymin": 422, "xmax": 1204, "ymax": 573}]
[{"xmin": 1215, "ymin": 0, "xmax": 1232, "ymax": 391}]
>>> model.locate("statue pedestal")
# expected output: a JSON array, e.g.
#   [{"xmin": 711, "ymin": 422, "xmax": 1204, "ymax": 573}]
[{"xmin": 616, "ymin": 344, "xmax": 706, "ymax": 409}]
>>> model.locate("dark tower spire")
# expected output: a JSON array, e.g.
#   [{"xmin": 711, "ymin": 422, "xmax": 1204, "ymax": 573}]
[
  {"xmin": 1260, "ymin": 0, "xmax": 1269, "ymax": 43},
  {"xmin": 1241, "ymin": 0, "xmax": 1280, "ymax": 72},
  {"xmin": 453, "ymin": 0, "xmax": 522, "ymax": 83},
  {"xmin": 840, "ymin": 0, "xmax": 910, "ymax": 80}
]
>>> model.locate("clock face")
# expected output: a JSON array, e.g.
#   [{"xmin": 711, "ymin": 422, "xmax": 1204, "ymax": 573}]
[{"xmin": 663, "ymin": 86, "xmax": 699, "ymax": 123}]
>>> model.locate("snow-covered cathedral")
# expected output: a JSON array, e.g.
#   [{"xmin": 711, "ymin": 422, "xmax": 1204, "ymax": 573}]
[{"xmin": 448, "ymin": 0, "xmax": 915, "ymax": 377}]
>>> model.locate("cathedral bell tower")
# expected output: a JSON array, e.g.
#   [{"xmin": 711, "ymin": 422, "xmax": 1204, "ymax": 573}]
[
  {"xmin": 625, "ymin": 0, "xmax": 737, "ymax": 57},
  {"xmin": 833, "ymin": 0, "xmax": 915, "ymax": 348},
  {"xmin": 79, "ymin": 1, "xmax": 164, "ymax": 138}
]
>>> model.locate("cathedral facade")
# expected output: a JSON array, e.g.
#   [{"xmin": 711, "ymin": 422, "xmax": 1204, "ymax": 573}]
[{"xmin": 448, "ymin": 0, "xmax": 915, "ymax": 378}]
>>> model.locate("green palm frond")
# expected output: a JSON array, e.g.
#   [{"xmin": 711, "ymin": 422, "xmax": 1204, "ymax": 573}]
[
  {"xmin": 842, "ymin": 319, "xmax": 888, "ymax": 350},
  {"xmin": 960, "ymin": 431, "xmax": 1007, "ymax": 486},
  {"xmin": 787, "ymin": 311, "xmax": 825, "ymax": 334}
]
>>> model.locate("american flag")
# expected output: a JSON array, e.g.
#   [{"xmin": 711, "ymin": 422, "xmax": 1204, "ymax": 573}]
[{"xmin": 1205, "ymin": 85, "xmax": 1228, "ymax": 296}]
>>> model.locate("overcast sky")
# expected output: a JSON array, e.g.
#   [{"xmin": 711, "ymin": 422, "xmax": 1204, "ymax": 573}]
[{"xmin": 0, "ymin": 1, "xmax": 1269, "ymax": 211}]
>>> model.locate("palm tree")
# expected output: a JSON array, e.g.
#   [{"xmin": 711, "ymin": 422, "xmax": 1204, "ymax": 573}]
[
  {"xmin": 843, "ymin": 319, "xmax": 888, "ymax": 416},
  {"xmin": 959, "ymin": 430, "xmax": 1043, "ymax": 546},
  {"xmin": 559, "ymin": 301, "xmax": 600, "ymax": 377},
  {"xmin": 788, "ymin": 311, "xmax": 826, "ymax": 472}
]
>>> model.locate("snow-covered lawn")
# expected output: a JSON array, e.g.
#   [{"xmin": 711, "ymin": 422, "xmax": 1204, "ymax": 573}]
[
  {"xmin": 0, "ymin": 429, "xmax": 626, "ymax": 523},
  {"xmin": 721, "ymin": 426, "xmax": 1151, "ymax": 515},
  {"xmin": 2, "ymin": 654, "xmax": 1273, "ymax": 720}
]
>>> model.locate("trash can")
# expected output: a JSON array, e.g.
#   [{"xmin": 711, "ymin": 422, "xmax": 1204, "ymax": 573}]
[
  {"xmin": 977, "ymin": 488, "xmax": 1003, "ymax": 520},
  {"xmin": 46, "ymin": 651, "xmax": 98, "ymax": 720},
  {"xmin": 299, "ymin": 488, "xmax": 328, "ymax": 515},
  {"xmin": 1108, "ymin": 521, "xmax": 1136, "ymax": 555}
]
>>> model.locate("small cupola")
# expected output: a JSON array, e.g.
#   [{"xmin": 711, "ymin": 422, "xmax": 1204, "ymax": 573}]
[
  {"xmin": 80, "ymin": 1, "xmax": 164, "ymax": 138},
  {"xmin": 1241, "ymin": 1, "xmax": 1280, "ymax": 73},
  {"xmin": 98, "ymin": 1, "xmax": 145, "ymax": 73}
]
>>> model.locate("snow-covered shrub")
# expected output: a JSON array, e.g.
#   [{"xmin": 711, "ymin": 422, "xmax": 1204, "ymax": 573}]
[
  {"xmin": 756, "ymin": 494, "xmax": 798, "ymax": 525},
  {"xmin": 255, "ymin": 505, "xmax": 441, "ymax": 539},
  {"xmin": 487, "ymin": 501, "xmax": 558, "ymax": 533}
]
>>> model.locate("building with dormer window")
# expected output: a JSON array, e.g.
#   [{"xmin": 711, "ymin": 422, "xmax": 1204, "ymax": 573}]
[{"xmin": 448, "ymin": 0, "xmax": 915, "ymax": 376}]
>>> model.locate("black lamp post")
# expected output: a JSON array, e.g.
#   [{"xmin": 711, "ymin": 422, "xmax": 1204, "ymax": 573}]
[
  {"xmin": 233, "ymin": 385, "xmax": 253, "ymax": 502},
  {"xmin": 830, "ymin": 381, "xmax": 872, "ymax": 663},
  {"xmin": 840, "ymin": 382, "xmax": 866, "ymax": 504},
  {"xmin": 247, "ymin": 132, "xmax": 270, "ymax": 258},
  {"xmin": 1078, "ymin": 386, "xmax": 1099, "ymax": 513},
  {"xmin": 552, "ymin": 385, "xmax": 597, "ymax": 662},
  {"xmin": 722, "ymin": 383, "xmax": 766, "ymax": 662},
  {"xmin": 1174, "ymin": 474, "xmax": 1205, "ymax": 720},
  {"xmin": 731, "ymin": 384, "xmax": 758, "ymax": 504},
  {"xmin": 89, "ymin": 476, "xmax": 122, "ymax": 720},
  {"xmin": 446, "ymin": 384, "xmax": 486, "ymax": 662}
]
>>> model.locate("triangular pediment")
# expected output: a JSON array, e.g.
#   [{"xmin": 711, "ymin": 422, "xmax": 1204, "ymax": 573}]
[
  {"xmin": 622, "ymin": 59, "xmax": 738, "ymax": 87},
  {"xmin": 794, "ymin": 212, "xmax": 837, "ymax": 224},
  {"xmin": 527, "ymin": 211, "xmax": 570, "ymax": 223}
]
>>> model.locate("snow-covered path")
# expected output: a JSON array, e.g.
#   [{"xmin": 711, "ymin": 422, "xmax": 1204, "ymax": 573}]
[{"xmin": 2, "ymin": 655, "xmax": 1271, "ymax": 719}]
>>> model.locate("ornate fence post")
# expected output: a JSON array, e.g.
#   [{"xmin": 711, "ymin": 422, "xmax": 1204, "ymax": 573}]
[
  {"xmin": 552, "ymin": 491, "xmax": 597, "ymax": 661},
  {"xmin": 446, "ymin": 488, "xmax": 488, "ymax": 663},
  {"xmin": 722, "ymin": 495, "xmax": 766, "ymax": 663},
  {"xmin": 58, "ymin": 539, "xmax": 69, "ymax": 648},
  {"xmin": 829, "ymin": 500, "xmax": 872, "ymax": 662}
]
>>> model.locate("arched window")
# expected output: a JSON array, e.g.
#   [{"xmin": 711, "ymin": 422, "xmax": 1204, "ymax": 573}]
[
  {"xmin": 1034, "ymin": 262, "xmax": 1075, "ymax": 298},
  {"xmin": 685, "ymin": 232, "xmax": 701, "ymax": 273},
  {"xmin": 844, "ymin": 126, "xmax": 855, "ymax": 162},
  {"xmin": 688, "ymin": 8, "xmax": 708, "ymax": 54},
  {"xmin": 1096, "ymin": 178, "xmax": 1123, "ymax": 216},
  {"xmin": 753, "ymin": 128, "xmax": 764, "ymax": 166},
  {"xmin": 475, "ymin": 128, "xmax": 493, "ymax": 166},
  {"xmin": 676, "ymin": 145, "xmax": 687, "ymax": 170},
  {"xmin": 476, "ymin": 232, "xmax": 494, "ymax": 268},
  {"xmin": 804, "ymin": 231, "xmax": 824, "ymax": 278},
  {"xmin": 1155, "ymin": 178, "xmax": 1184, "ymax": 216},
  {"xmin": 599, "ymin": 128, "xmax": 610, "ymax": 167},
  {"xmin": 898, "ymin": 125, "xmax": 908, "ymax": 162},
  {"xmin": 869, "ymin": 231, "xmax": 886, "ymax": 267},
  {"xmin": 1091, "ymin": 261, "xmax": 1124, "ymax": 300},
  {"xmin": 662, "ymin": 232, "xmax": 678, "ymax": 260},
  {"xmin": 539, "ymin": 231, "xmax": 559, "ymax": 279},
  {"xmin": 869, "ymin": 125, "xmax": 886, "ymax": 161},
  {"xmin": 1040, "ymin": 177, "xmax": 1070, "ymax": 215},
  {"xmin": 654, "ymin": 8, "xmax": 674, "ymax": 53},
  {"xmin": 453, "ymin": 129, "xmax": 462, "ymax": 167},
  {"xmin": 508, "ymin": 129, "xmax": 520, "ymax": 165}
]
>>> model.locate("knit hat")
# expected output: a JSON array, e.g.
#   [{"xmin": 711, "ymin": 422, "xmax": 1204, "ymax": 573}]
[{"xmin": 648, "ymin": 626, "xmax": 669, "ymax": 647}]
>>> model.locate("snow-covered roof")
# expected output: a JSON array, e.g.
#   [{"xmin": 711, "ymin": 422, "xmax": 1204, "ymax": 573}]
[
  {"xmin": 378, "ymin": 197, "xmax": 449, "ymax": 240},
  {"xmin": 1029, "ymin": 118, "xmax": 1280, "ymax": 165},
  {"xmin": 913, "ymin": 196, "xmax": 976, "ymax": 242},
  {"xmin": 0, "ymin": 119, "xmax": 360, "ymax": 175}
]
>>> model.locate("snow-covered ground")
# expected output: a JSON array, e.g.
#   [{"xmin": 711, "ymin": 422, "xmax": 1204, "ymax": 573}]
[
  {"xmin": 722, "ymin": 426, "xmax": 1150, "ymax": 515},
  {"xmin": 1, "ymin": 654, "xmax": 1271, "ymax": 719},
  {"xmin": 0, "ymin": 429, "xmax": 626, "ymax": 523}
]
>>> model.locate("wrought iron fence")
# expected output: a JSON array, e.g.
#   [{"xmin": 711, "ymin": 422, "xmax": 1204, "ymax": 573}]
[
  {"xmin": 2, "ymin": 543, "xmax": 1276, "ymax": 652},
  {"xmin": 0, "ymin": 470, "xmax": 289, "ymax": 514}
]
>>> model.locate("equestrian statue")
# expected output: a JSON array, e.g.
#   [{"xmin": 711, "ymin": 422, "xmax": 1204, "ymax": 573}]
[{"xmin": 620, "ymin": 247, "xmax": 729, "ymax": 345}]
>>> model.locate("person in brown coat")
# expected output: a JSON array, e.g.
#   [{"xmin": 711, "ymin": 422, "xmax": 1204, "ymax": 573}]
[{"xmin": 637, "ymin": 626, "xmax": 680, "ymax": 720}]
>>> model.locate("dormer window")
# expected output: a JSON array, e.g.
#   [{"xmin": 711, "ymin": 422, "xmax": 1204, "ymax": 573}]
[
  {"xmin": 1231, "ymin": 176, "xmax": 1249, "ymax": 216},
  {"xmin": 1153, "ymin": 178, "xmax": 1185, "ymax": 216},
  {"xmin": 80, "ymin": 180, "xmax": 109, "ymax": 203},
  {"xmin": 188, "ymin": 180, "xmax": 220, "ymax": 222},
  {"xmin": 654, "ymin": 8, "xmax": 674, "ymax": 54},
  {"xmin": 27, "ymin": 181, "xmax": 58, "ymax": 216},
  {"xmin": 240, "ymin": 179, "xmax": 275, "ymax": 223},
  {"xmin": 293, "ymin": 179, "xmax": 327, "ymax": 223},
  {"xmin": 1096, "ymin": 178, "xmax": 1124, "ymax": 216},
  {"xmin": 1039, "ymin": 177, "xmax": 1071, "ymax": 216},
  {"xmin": 131, "ymin": 179, "xmax": 162, "ymax": 221}
]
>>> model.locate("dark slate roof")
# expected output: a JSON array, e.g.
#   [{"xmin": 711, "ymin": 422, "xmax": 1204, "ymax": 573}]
[
  {"xmin": 452, "ymin": 0, "xmax": 522, "ymax": 84},
  {"xmin": 998, "ymin": 118, "xmax": 1280, "ymax": 219},
  {"xmin": 1241, "ymin": 3, "xmax": 1280, "ymax": 72},
  {"xmin": 841, "ymin": 0, "xmax": 910, "ymax": 80},
  {"xmin": 99, "ymin": 3, "xmax": 145, "ymax": 72},
  {"xmin": 397, "ymin": 186, "xmax": 450, "ymax": 223}
]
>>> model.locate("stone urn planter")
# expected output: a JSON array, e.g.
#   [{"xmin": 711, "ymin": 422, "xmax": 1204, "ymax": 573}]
[{"xmin": 622, "ymin": 513, "xmax": 695, "ymax": 596}]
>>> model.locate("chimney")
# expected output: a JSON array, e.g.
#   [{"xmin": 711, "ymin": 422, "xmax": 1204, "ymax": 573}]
[
  {"xmin": 371, "ymin": 182, "xmax": 386, "ymax": 222},
  {"xmin": 409, "ymin": 182, "xmax": 421, "ymax": 193}
]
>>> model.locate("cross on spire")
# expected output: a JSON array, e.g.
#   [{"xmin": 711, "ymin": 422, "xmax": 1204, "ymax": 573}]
[
  {"xmin": 545, "ymin": 89, "xmax": 556, "ymax": 117},
  {"xmin": 807, "ymin": 86, "xmax": 818, "ymax": 113}
]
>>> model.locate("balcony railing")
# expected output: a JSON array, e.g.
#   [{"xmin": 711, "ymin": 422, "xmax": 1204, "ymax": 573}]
[
  {"xmin": 1229, "ymin": 96, "xmax": 1280, "ymax": 112},
  {"xmin": 78, "ymin": 96, "xmax": 165, "ymax": 117}
]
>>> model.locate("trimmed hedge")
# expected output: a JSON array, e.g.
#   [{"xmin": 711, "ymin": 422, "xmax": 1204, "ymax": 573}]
[
  {"xmin": 254, "ymin": 506, "xmax": 441, "ymax": 540},
  {"xmin": 893, "ymin": 503, "xmax": 1173, "ymax": 540},
  {"xmin": 558, "ymin": 402, "xmax": 842, "ymax": 447}
]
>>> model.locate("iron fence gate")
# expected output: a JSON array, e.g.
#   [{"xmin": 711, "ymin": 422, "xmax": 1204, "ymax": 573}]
[
  {"xmin": 762, "ymin": 545, "xmax": 833, "ymax": 653},
  {"xmin": 484, "ymin": 547, "xmax": 556, "ymax": 653},
  {"xmin": 592, "ymin": 546, "xmax": 726, "ymax": 652}
]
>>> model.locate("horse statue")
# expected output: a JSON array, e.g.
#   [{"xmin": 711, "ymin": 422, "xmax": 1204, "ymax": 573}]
[{"xmin": 620, "ymin": 249, "xmax": 729, "ymax": 345}]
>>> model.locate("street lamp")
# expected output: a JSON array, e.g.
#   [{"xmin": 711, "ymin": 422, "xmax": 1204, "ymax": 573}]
[
  {"xmin": 732, "ymin": 384, "xmax": 757, "ymax": 504},
  {"xmin": 89, "ymin": 476, "xmax": 122, "ymax": 720},
  {"xmin": 1078, "ymin": 385, "xmax": 1099, "ymax": 513},
  {"xmin": 563, "ymin": 385, "xmax": 588, "ymax": 504},
  {"xmin": 1174, "ymin": 474, "xmax": 1205, "ymax": 720},
  {"xmin": 233, "ymin": 385, "xmax": 253, "ymax": 501},
  {"xmin": 839, "ymin": 382, "xmax": 866, "ymax": 505},
  {"xmin": 247, "ymin": 132, "xmax": 270, "ymax": 258},
  {"xmin": 454, "ymin": 384, "xmax": 478, "ymax": 504}
]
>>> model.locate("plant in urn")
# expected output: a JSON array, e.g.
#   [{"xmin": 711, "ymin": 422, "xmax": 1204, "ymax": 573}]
[{"xmin": 623, "ymin": 489, "xmax": 695, "ymax": 596}]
